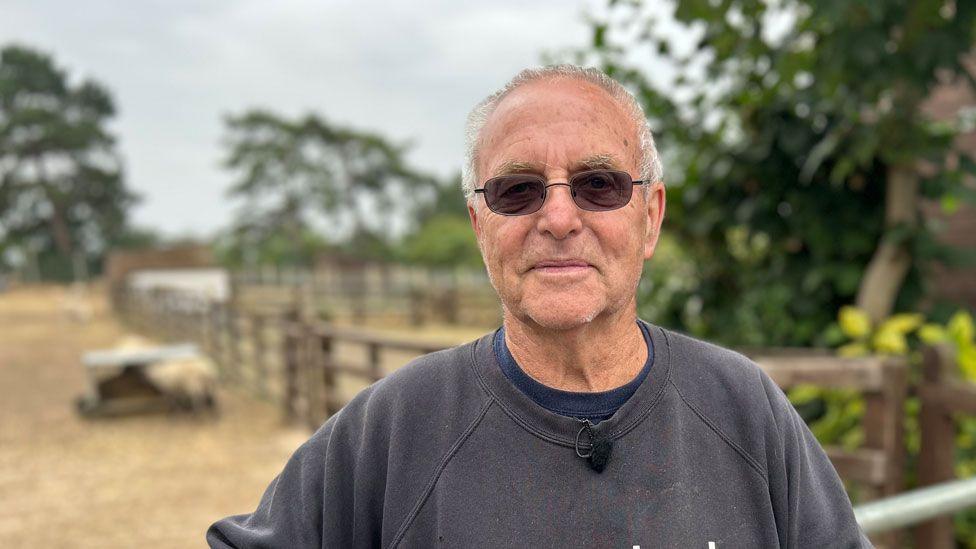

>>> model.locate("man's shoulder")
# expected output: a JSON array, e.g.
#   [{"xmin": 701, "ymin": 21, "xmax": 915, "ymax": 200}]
[
  {"xmin": 660, "ymin": 327, "xmax": 770, "ymax": 397},
  {"xmin": 658, "ymin": 327, "xmax": 789, "ymax": 472}
]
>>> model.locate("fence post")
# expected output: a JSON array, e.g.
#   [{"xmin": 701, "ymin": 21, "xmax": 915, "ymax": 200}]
[
  {"xmin": 205, "ymin": 302, "xmax": 222, "ymax": 375},
  {"xmin": 252, "ymin": 313, "xmax": 268, "ymax": 398},
  {"xmin": 861, "ymin": 357, "xmax": 908, "ymax": 548},
  {"xmin": 353, "ymin": 290, "xmax": 366, "ymax": 324},
  {"xmin": 302, "ymin": 328, "xmax": 333, "ymax": 430},
  {"xmin": 408, "ymin": 287, "xmax": 425, "ymax": 326},
  {"xmin": 880, "ymin": 359, "xmax": 907, "ymax": 497},
  {"xmin": 282, "ymin": 309, "xmax": 300, "ymax": 422},
  {"xmin": 226, "ymin": 307, "xmax": 242, "ymax": 382},
  {"xmin": 368, "ymin": 342, "xmax": 382, "ymax": 382},
  {"xmin": 915, "ymin": 345, "xmax": 957, "ymax": 549},
  {"xmin": 320, "ymin": 332, "xmax": 336, "ymax": 421},
  {"xmin": 302, "ymin": 325, "xmax": 319, "ymax": 429}
]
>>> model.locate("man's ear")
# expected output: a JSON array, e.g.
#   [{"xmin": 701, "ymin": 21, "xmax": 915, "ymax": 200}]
[
  {"xmin": 468, "ymin": 201, "xmax": 481, "ymax": 240},
  {"xmin": 643, "ymin": 182, "xmax": 666, "ymax": 260}
]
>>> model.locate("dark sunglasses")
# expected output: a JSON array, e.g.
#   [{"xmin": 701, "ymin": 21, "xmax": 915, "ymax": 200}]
[{"xmin": 474, "ymin": 169, "xmax": 645, "ymax": 216}]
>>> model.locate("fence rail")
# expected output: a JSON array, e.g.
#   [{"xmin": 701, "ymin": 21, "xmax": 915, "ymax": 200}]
[{"xmin": 856, "ymin": 476, "xmax": 976, "ymax": 535}]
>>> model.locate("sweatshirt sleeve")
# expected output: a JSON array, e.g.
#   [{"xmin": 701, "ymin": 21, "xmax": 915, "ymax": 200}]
[
  {"xmin": 761, "ymin": 374, "xmax": 873, "ymax": 548},
  {"xmin": 206, "ymin": 418, "xmax": 338, "ymax": 549}
]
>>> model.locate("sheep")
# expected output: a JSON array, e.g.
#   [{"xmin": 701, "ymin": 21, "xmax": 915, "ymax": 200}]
[
  {"xmin": 145, "ymin": 355, "xmax": 219, "ymax": 416},
  {"xmin": 110, "ymin": 335, "xmax": 220, "ymax": 416},
  {"xmin": 113, "ymin": 334, "xmax": 156, "ymax": 351}
]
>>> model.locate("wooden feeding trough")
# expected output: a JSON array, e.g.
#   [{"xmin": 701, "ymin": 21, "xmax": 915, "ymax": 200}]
[{"xmin": 75, "ymin": 343, "xmax": 217, "ymax": 417}]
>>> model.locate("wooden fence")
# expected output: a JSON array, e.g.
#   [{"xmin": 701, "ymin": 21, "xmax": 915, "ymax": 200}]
[
  {"xmin": 115, "ymin": 287, "xmax": 456, "ymax": 427},
  {"xmin": 115, "ymin": 285, "xmax": 976, "ymax": 546},
  {"xmin": 232, "ymin": 262, "xmax": 501, "ymax": 327},
  {"xmin": 748, "ymin": 351, "xmax": 907, "ymax": 503}
]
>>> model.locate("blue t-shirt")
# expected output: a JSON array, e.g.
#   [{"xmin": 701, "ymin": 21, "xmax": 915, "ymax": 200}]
[{"xmin": 493, "ymin": 322, "xmax": 654, "ymax": 424}]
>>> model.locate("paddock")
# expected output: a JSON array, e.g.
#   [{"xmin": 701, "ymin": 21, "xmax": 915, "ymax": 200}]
[{"xmin": 0, "ymin": 285, "xmax": 308, "ymax": 548}]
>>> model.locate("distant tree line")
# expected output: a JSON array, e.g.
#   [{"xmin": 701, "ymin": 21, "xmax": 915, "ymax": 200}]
[
  {"xmin": 0, "ymin": 43, "xmax": 482, "ymax": 282},
  {"xmin": 216, "ymin": 109, "xmax": 481, "ymax": 269}
]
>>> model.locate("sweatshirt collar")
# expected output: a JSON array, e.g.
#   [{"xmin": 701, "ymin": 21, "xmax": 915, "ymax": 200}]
[
  {"xmin": 492, "ymin": 321, "xmax": 654, "ymax": 423},
  {"xmin": 469, "ymin": 320, "xmax": 672, "ymax": 447}
]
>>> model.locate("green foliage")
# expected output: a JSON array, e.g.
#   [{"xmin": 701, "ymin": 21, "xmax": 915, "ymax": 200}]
[
  {"xmin": 338, "ymin": 227, "xmax": 397, "ymax": 263},
  {"xmin": 0, "ymin": 44, "xmax": 138, "ymax": 280},
  {"xmin": 110, "ymin": 225, "xmax": 164, "ymax": 250},
  {"xmin": 581, "ymin": 0, "xmax": 976, "ymax": 347},
  {"xmin": 402, "ymin": 215, "xmax": 482, "ymax": 268},
  {"xmin": 789, "ymin": 384, "xmax": 864, "ymax": 451},
  {"xmin": 399, "ymin": 174, "xmax": 482, "ymax": 268},
  {"xmin": 412, "ymin": 173, "xmax": 469, "ymax": 221},
  {"xmin": 636, "ymin": 233, "xmax": 700, "ymax": 329},
  {"xmin": 214, "ymin": 225, "xmax": 331, "ymax": 269},
  {"xmin": 831, "ymin": 306, "xmax": 976, "ymax": 369},
  {"xmin": 221, "ymin": 109, "xmax": 438, "ymax": 266}
]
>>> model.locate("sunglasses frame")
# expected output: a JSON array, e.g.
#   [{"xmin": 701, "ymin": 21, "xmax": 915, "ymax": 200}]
[{"xmin": 474, "ymin": 169, "xmax": 646, "ymax": 216}]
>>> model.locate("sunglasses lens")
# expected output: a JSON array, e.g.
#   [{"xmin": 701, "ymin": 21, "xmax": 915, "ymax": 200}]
[
  {"xmin": 572, "ymin": 170, "xmax": 632, "ymax": 211},
  {"xmin": 479, "ymin": 170, "xmax": 636, "ymax": 215},
  {"xmin": 484, "ymin": 175, "xmax": 545, "ymax": 215}
]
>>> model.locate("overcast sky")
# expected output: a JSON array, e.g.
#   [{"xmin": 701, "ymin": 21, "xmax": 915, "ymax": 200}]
[{"xmin": 0, "ymin": 0, "xmax": 603, "ymax": 237}]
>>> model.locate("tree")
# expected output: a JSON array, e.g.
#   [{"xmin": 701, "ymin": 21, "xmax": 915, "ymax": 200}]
[
  {"xmin": 214, "ymin": 223, "xmax": 331, "ymax": 269},
  {"xmin": 581, "ymin": 0, "xmax": 976, "ymax": 346},
  {"xmin": 222, "ymin": 109, "xmax": 437, "ymax": 266},
  {"xmin": 0, "ymin": 44, "xmax": 137, "ymax": 280},
  {"xmin": 400, "ymin": 174, "xmax": 482, "ymax": 268}
]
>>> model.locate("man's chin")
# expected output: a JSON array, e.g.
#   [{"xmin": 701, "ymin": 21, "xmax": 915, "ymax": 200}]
[{"xmin": 509, "ymin": 300, "xmax": 604, "ymax": 332}]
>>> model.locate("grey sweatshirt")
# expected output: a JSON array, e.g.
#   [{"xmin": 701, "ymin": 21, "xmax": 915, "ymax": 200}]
[{"xmin": 208, "ymin": 323, "xmax": 871, "ymax": 548}]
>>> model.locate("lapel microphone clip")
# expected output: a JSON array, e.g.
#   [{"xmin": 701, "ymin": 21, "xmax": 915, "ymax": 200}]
[{"xmin": 575, "ymin": 418, "xmax": 613, "ymax": 473}]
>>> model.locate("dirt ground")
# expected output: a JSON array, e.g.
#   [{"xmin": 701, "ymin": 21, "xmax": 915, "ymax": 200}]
[{"xmin": 0, "ymin": 286, "xmax": 311, "ymax": 548}]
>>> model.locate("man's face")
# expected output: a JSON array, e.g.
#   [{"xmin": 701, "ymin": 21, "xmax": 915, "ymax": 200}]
[{"xmin": 468, "ymin": 78, "xmax": 665, "ymax": 331}]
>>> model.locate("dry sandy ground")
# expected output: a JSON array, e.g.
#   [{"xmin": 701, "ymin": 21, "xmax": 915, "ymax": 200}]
[{"xmin": 0, "ymin": 286, "xmax": 310, "ymax": 548}]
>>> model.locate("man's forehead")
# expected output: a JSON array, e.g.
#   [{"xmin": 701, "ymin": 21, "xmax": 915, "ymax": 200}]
[
  {"xmin": 490, "ymin": 154, "xmax": 625, "ymax": 178},
  {"xmin": 476, "ymin": 78, "xmax": 639, "ymax": 181},
  {"xmin": 487, "ymin": 81, "xmax": 624, "ymax": 132},
  {"xmin": 497, "ymin": 77, "xmax": 617, "ymax": 110}
]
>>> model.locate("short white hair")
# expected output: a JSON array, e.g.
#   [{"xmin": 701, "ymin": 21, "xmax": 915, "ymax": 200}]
[{"xmin": 461, "ymin": 64, "xmax": 663, "ymax": 202}]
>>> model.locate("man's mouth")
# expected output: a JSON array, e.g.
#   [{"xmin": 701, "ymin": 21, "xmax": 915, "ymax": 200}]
[{"xmin": 531, "ymin": 259, "xmax": 592, "ymax": 274}]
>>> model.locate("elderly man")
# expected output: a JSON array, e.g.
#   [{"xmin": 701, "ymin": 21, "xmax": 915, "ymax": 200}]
[{"xmin": 209, "ymin": 66, "xmax": 869, "ymax": 548}]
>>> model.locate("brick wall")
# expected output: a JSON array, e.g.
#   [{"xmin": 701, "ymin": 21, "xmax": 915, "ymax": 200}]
[{"xmin": 920, "ymin": 57, "xmax": 976, "ymax": 312}]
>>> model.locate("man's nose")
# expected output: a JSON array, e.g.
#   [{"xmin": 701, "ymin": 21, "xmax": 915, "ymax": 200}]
[{"xmin": 535, "ymin": 183, "xmax": 582, "ymax": 239}]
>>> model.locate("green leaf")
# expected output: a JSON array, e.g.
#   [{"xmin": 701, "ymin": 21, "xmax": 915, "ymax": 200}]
[
  {"xmin": 958, "ymin": 343, "xmax": 976, "ymax": 381},
  {"xmin": 947, "ymin": 311, "xmax": 975, "ymax": 346},
  {"xmin": 594, "ymin": 23, "xmax": 607, "ymax": 49},
  {"xmin": 838, "ymin": 342, "xmax": 870, "ymax": 358},
  {"xmin": 940, "ymin": 194, "xmax": 960, "ymax": 214},
  {"xmin": 918, "ymin": 323, "xmax": 948, "ymax": 344},
  {"xmin": 878, "ymin": 313, "xmax": 924, "ymax": 335},
  {"xmin": 873, "ymin": 328, "xmax": 909, "ymax": 355},
  {"xmin": 839, "ymin": 306, "xmax": 872, "ymax": 339}
]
